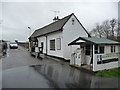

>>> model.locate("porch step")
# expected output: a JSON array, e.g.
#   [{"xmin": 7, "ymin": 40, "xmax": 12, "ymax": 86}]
[
  {"xmin": 39, "ymin": 54, "xmax": 45, "ymax": 58},
  {"xmin": 31, "ymin": 52, "xmax": 39, "ymax": 58},
  {"xmin": 31, "ymin": 52, "xmax": 45, "ymax": 59}
]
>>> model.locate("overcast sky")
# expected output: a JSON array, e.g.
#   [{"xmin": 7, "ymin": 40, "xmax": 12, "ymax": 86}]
[{"xmin": 0, "ymin": 1, "xmax": 118, "ymax": 42}]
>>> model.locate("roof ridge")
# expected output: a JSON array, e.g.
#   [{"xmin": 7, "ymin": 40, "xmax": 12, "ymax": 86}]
[
  {"xmin": 35, "ymin": 13, "xmax": 73, "ymax": 31},
  {"xmin": 30, "ymin": 13, "xmax": 73, "ymax": 38}
]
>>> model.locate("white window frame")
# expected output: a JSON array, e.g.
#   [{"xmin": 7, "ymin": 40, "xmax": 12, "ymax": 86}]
[
  {"xmin": 50, "ymin": 39, "xmax": 55, "ymax": 51},
  {"xmin": 111, "ymin": 45, "xmax": 116, "ymax": 53},
  {"xmin": 56, "ymin": 38, "xmax": 61, "ymax": 50}
]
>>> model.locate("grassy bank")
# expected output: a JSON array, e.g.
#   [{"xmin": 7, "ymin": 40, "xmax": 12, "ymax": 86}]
[{"xmin": 96, "ymin": 69, "xmax": 120, "ymax": 77}]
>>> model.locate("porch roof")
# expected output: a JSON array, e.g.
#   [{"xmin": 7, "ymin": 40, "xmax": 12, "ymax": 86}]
[{"xmin": 68, "ymin": 37, "xmax": 120, "ymax": 45}]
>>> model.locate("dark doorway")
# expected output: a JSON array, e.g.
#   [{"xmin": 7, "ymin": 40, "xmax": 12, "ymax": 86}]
[
  {"xmin": 40, "ymin": 42, "xmax": 44, "ymax": 53},
  {"xmin": 85, "ymin": 44, "xmax": 90, "ymax": 55}
]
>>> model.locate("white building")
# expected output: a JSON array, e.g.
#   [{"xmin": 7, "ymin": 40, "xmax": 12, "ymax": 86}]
[
  {"xmin": 29, "ymin": 13, "xmax": 90, "ymax": 60},
  {"xmin": 68, "ymin": 37, "xmax": 120, "ymax": 71}
]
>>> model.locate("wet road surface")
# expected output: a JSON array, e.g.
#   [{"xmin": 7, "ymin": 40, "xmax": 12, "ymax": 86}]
[
  {"xmin": 2, "ymin": 46, "xmax": 57, "ymax": 70},
  {"xmin": 2, "ymin": 46, "xmax": 119, "ymax": 88}
]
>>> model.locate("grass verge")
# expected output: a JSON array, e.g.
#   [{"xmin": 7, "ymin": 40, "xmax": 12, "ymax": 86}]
[{"xmin": 96, "ymin": 69, "xmax": 120, "ymax": 77}]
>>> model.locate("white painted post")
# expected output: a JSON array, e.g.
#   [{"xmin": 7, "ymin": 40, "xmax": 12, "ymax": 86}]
[
  {"xmin": 70, "ymin": 45, "xmax": 73, "ymax": 65},
  {"xmin": 93, "ymin": 44, "xmax": 95, "ymax": 71}
]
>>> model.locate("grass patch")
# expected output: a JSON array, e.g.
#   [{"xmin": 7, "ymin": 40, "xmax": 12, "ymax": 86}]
[{"xmin": 96, "ymin": 69, "xmax": 120, "ymax": 77}]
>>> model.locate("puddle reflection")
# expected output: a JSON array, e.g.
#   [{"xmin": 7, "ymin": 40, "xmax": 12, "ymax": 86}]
[{"xmin": 31, "ymin": 64, "xmax": 98, "ymax": 88}]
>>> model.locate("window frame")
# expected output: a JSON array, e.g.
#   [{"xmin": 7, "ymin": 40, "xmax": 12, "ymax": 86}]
[
  {"xmin": 56, "ymin": 38, "xmax": 61, "ymax": 50},
  {"xmin": 50, "ymin": 39, "xmax": 55, "ymax": 51},
  {"xmin": 111, "ymin": 45, "xmax": 116, "ymax": 53}
]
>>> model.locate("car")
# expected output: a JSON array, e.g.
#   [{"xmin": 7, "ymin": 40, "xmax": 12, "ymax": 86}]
[{"xmin": 9, "ymin": 42, "xmax": 18, "ymax": 49}]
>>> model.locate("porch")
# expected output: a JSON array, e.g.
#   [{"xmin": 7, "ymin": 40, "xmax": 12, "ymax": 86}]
[
  {"xmin": 68, "ymin": 37, "xmax": 120, "ymax": 71},
  {"xmin": 29, "ymin": 37, "xmax": 45, "ymax": 58}
]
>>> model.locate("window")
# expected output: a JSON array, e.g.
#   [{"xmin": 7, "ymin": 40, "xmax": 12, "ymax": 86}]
[
  {"xmin": 50, "ymin": 39, "xmax": 55, "ymax": 51},
  {"xmin": 99, "ymin": 46, "xmax": 104, "ymax": 53},
  {"xmin": 57, "ymin": 38, "xmax": 61, "ymax": 50},
  {"xmin": 114, "ymin": 46, "xmax": 116, "ymax": 52},
  {"xmin": 111, "ymin": 46, "xmax": 115, "ymax": 53},
  {"xmin": 95, "ymin": 45, "xmax": 98, "ymax": 54},
  {"xmin": 111, "ymin": 46, "xmax": 113, "ymax": 53},
  {"xmin": 72, "ymin": 18, "xmax": 75, "ymax": 25}
]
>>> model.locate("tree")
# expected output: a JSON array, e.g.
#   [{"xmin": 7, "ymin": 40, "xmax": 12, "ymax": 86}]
[
  {"xmin": 90, "ymin": 23, "xmax": 104, "ymax": 38},
  {"xmin": 110, "ymin": 19, "xmax": 117, "ymax": 37},
  {"xmin": 101, "ymin": 20, "xmax": 111, "ymax": 38},
  {"xmin": 117, "ymin": 20, "xmax": 120, "ymax": 38},
  {"xmin": 90, "ymin": 19, "xmax": 118, "ymax": 38}
]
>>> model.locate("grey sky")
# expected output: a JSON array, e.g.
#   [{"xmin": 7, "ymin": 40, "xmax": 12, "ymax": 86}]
[{"xmin": 0, "ymin": 1, "xmax": 118, "ymax": 42}]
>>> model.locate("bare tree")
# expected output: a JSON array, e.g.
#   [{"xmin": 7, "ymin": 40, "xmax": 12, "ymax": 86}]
[
  {"xmin": 90, "ymin": 19, "xmax": 118, "ymax": 38},
  {"xmin": 117, "ymin": 20, "xmax": 120, "ymax": 38},
  {"xmin": 90, "ymin": 23, "xmax": 104, "ymax": 38},
  {"xmin": 110, "ymin": 18, "xmax": 117, "ymax": 37},
  {"xmin": 101, "ymin": 20, "xmax": 111, "ymax": 38}
]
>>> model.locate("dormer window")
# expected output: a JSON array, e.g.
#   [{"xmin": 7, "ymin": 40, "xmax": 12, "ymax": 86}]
[{"xmin": 72, "ymin": 18, "xmax": 75, "ymax": 25}]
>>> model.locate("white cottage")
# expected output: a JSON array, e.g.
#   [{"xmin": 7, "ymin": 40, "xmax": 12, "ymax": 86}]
[
  {"xmin": 68, "ymin": 37, "xmax": 120, "ymax": 71},
  {"xmin": 29, "ymin": 13, "xmax": 90, "ymax": 60}
]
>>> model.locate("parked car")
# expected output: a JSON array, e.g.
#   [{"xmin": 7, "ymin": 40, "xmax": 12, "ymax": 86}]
[{"xmin": 9, "ymin": 42, "xmax": 18, "ymax": 49}]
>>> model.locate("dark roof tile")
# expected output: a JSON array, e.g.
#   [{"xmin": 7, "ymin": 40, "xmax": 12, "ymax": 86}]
[{"xmin": 30, "ymin": 13, "xmax": 73, "ymax": 38}]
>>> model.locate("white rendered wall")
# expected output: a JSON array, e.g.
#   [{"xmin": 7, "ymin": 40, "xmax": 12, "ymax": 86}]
[
  {"xmin": 47, "ymin": 31, "xmax": 63, "ymax": 58},
  {"xmin": 63, "ymin": 15, "xmax": 88, "ymax": 60},
  {"xmin": 37, "ymin": 36, "xmax": 46, "ymax": 54}
]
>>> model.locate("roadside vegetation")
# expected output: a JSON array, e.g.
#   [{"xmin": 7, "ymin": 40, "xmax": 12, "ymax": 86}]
[{"xmin": 96, "ymin": 69, "xmax": 120, "ymax": 77}]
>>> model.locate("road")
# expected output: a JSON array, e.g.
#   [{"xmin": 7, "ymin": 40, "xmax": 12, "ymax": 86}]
[
  {"xmin": 1, "ymin": 46, "xmax": 119, "ymax": 88},
  {"xmin": 2, "ymin": 46, "xmax": 54, "ymax": 70}
]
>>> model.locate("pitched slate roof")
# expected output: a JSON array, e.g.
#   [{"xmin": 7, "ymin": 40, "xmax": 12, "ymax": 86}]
[
  {"xmin": 30, "ymin": 13, "xmax": 73, "ymax": 38},
  {"xmin": 29, "ymin": 13, "xmax": 91, "ymax": 39},
  {"xmin": 68, "ymin": 37, "xmax": 120, "ymax": 45}
]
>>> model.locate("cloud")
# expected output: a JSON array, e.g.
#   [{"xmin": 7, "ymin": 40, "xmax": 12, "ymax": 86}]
[{"xmin": 1, "ymin": 2, "xmax": 118, "ymax": 41}]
